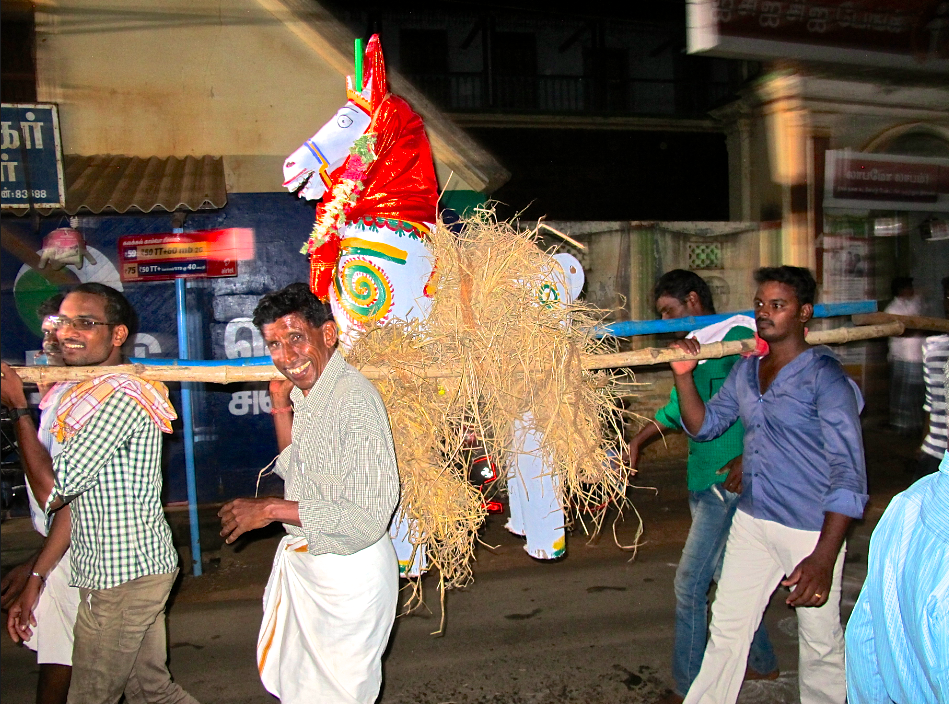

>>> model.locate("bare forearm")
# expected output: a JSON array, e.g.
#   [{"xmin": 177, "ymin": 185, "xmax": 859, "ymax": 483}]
[
  {"xmin": 812, "ymin": 511, "xmax": 851, "ymax": 562},
  {"xmin": 272, "ymin": 413, "xmax": 292, "ymax": 452},
  {"xmin": 630, "ymin": 421, "xmax": 664, "ymax": 449},
  {"xmin": 13, "ymin": 416, "xmax": 55, "ymax": 505},
  {"xmin": 219, "ymin": 496, "xmax": 301, "ymax": 545},
  {"xmin": 33, "ymin": 506, "xmax": 71, "ymax": 578},
  {"xmin": 269, "ymin": 382, "xmax": 294, "ymax": 453},
  {"xmin": 672, "ymin": 371, "xmax": 706, "ymax": 435},
  {"xmin": 265, "ymin": 498, "xmax": 301, "ymax": 527}
]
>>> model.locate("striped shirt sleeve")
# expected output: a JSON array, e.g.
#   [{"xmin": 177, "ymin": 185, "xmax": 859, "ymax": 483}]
[{"xmin": 922, "ymin": 336, "xmax": 948, "ymax": 459}]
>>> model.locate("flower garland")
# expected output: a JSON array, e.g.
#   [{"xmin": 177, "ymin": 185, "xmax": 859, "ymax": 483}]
[{"xmin": 300, "ymin": 133, "xmax": 378, "ymax": 255}]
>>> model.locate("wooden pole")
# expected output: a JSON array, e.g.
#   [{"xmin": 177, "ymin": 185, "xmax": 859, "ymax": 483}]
[
  {"xmin": 851, "ymin": 312, "xmax": 949, "ymax": 334},
  {"xmin": 10, "ymin": 321, "xmax": 905, "ymax": 384},
  {"xmin": 584, "ymin": 320, "xmax": 904, "ymax": 370}
]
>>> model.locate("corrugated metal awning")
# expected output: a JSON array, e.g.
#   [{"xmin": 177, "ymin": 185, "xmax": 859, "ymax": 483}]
[{"xmin": 6, "ymin": 154, "xmax": 227, "ymax": 215}]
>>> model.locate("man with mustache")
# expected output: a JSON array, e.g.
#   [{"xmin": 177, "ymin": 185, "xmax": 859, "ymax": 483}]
[
  {"xmin": 2, "ymin": 283, "xmax": 197, "ymax": 704},
  {"xmin": 218, "ymin": 283, "xmax": 399, "ymax": 704},
  {"xmin": 627, "ymin": 270, "xmax": 777, "ymax": 704},
  {"xmin": 670, "ymin": 267, "xmax": 867, "ymax": 704}
]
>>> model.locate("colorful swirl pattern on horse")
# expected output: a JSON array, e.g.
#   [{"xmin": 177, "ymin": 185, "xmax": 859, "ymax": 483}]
[{"xmin": 330, "ymin": 219, "xmax": 434, "ymax": 347}]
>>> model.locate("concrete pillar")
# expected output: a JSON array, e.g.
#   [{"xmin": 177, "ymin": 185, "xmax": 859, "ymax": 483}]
[{"xmin": 757, "ymin": 71, "xmax": 815, "ymax": 270}]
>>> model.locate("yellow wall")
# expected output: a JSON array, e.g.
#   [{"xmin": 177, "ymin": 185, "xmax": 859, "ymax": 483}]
[{"xmin": 33, "ymin": 0, "xmax": 480, "ymax": 194}]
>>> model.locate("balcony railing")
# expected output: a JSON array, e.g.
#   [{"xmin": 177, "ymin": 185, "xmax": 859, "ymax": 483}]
[{"xmin": 406, "ymin": 72, "xmax": 735, "ymax": 117}]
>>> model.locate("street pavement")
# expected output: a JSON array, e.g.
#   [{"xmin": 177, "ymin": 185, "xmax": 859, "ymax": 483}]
[{"xmin": 0, "ymin": 426, "xmax": 917, "ymax": 704}]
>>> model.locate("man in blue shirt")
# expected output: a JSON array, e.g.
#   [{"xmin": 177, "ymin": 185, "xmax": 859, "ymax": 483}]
[
  {"xmin": 845, "ymin": 444, "xmax": 949, "ymax": 704},
  {"xmin": 669, "ymin": 266, "xmax": 868, "ymax": 704},
  {"xmin": 628, "ymin": 270, "xmax": 776, "ymax": 704}
]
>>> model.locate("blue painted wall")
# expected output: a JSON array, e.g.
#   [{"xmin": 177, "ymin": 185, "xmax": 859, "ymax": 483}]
[{"xmin": 1, "ymin": 192, "xmax": 320, "ymax": 504}]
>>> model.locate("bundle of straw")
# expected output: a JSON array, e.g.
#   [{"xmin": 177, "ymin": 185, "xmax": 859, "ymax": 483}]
[{"xmin": 346, "ymin": 207, "xmax": 632, "ymax": 603}]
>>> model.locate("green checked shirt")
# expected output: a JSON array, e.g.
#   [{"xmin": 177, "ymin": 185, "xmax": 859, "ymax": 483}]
[
  {"xmin": 48, "ymin": 391, "xmax": 178, "ymax": 590},
  {"xmin": 276, "ymin": 350, "xmax": 400, "ymax": 556}
]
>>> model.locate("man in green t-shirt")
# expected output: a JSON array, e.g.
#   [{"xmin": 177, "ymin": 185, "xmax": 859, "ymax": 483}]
[{"xmin": 627, "ymin": 270, "xmax": 777, "ymax": 704}]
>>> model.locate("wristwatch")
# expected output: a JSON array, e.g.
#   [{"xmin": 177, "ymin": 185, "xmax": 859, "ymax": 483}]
[{"xmin": 8, "ymin": 407, "xmax": 30, "ymax": 422}]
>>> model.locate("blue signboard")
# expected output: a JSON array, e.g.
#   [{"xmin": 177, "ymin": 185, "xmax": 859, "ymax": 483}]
[{"xmin": 0, "ymin": 103, "xmax": 66, "ymax": 209}]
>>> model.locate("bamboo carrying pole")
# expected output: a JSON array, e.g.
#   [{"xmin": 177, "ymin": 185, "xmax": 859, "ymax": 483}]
[
  {"xmin": 851, "ymin": 312, "xmax": 949, "ymax": 334},
  {"xmin": 10, "ymin": 321, "xmax": 905, "ymax": 385}
]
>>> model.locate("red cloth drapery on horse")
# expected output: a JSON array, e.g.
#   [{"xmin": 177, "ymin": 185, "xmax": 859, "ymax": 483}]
[{"xmin": 308, "ymin": 36, "xmax": 439, "ymax": 300}]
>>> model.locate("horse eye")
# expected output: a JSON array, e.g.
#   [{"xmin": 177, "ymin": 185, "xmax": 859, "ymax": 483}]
[{"xmin": 337, "ymin": 115, "xmax": 353, "ymax": 128}]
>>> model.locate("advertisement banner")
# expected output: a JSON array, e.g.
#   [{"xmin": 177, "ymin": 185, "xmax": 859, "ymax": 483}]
[
  {"xmin": 687, "ymin": 0, "xmax": 949, "ymax": 72},
  {"xmin": 118, "ymin": 229, "xmax": 253, "ymax": 282},
  {"xmin": 824, "ymin": 150, "xmax": 949, "ymax": 212}
]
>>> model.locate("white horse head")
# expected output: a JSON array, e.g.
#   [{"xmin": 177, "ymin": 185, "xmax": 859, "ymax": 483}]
[
  {"xmin": 282, "ymin": 101, "xmax": 372, "ymax": 202},
  {"xmin": 283, "ymin": 35, "xmax": 388, "ymax": 204}
]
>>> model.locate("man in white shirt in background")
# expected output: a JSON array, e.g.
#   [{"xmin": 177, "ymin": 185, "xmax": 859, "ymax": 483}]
[{"xmin": 884, "ymin": 277, "xmax": 925, "ymax": 436}]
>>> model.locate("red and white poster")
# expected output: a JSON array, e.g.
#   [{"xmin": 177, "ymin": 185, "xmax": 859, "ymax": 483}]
[
  {"xmin": 118, "ymin": 228, "xmax": 254, "ymax": 283},
  {"xmin": 687, "ymin": 0, "xmax": 949, "ymax": 72},
  {"xmin": 824, "ymin": 150, "xmax": 949, "ymax": 212}
]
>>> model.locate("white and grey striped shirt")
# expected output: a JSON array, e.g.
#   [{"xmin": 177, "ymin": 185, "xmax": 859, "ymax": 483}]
[
  {"xmin": 276, "ymin": 350, "xmax": 400, "ymax": 556},
  {"xmin": 921, "ymin": 334, "xmax": 949, "ymax": 460}
]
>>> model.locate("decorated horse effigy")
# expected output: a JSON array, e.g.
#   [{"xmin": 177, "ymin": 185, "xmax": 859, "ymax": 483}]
[{"xmin": 282, "ymin": 35, "xmax": 632, "ymax": 609}]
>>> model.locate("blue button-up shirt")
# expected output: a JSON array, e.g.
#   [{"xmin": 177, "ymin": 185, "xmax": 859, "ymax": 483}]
[
  {"xmin": 689, "ymin": 346, "xmax": 868, "ymax": 531},
  {"xmin": 846, "ymin": 452, "xmax": 949, "ymax": 704}
]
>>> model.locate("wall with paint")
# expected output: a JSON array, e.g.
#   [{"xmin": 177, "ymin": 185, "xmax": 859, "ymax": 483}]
[
  {"xmin": 1, "ymin": 192, "xmax": 318, "ymax": 503},
  {"xmin": 31, "ymin": 0, "xmax": 489, "ymax": 197}
]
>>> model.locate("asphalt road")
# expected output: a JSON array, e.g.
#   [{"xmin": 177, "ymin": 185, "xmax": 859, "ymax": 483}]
[
  {"xmin": 1, "ymin": 509, "xmax": 875, "ymax": 704},
  {"xmin": 1, "ymin": 425, "xmax": 914, "ymax": 704}
]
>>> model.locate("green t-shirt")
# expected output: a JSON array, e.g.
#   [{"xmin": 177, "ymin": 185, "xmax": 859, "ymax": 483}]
[{"xmin": 654, "ymin": 324, "xmax": 753, "ymax": 492}]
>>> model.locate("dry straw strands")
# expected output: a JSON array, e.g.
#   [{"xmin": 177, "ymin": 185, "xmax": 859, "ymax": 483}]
[{"xmin": 345, "ymin": 207, "xmax": 632, "ymax": 617}]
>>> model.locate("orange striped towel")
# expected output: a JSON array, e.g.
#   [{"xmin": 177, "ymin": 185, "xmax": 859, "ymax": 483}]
[{"xmin": 53, "ymin": 373, "xmax": 177, "ymax": 443}]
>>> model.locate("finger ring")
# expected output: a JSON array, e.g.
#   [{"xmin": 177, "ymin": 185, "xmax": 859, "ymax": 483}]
[{"xmin": 814, "ymin": 593, "xmax": 823, "ymax": 598}]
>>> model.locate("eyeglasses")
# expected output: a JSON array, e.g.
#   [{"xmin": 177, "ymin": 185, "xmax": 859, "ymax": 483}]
[{"xmin": 47, "ymin": 315, "xmax": 114, "ymax": 331}]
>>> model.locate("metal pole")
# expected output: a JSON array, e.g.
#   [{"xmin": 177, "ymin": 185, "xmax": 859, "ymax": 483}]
[{"xmin": 174, "ymin": 251, "xmax": 202, "ymax": 576}]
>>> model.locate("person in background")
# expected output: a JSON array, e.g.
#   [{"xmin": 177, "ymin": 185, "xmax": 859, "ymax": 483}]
[
  {"xmin": 1, "ymin": 283, "xmax": 197, "ymax": 704},
  {"xmin": 671, "ymin": 267, "xmax": 866, "ymax": 704},
  {"xmin": 916, "ymin": 276, "xmax": 949, "ymax": 478},
  {"xmin": 1, "ymin": 294, "xmax": 77, "ymax": 704},
  {"xmin": 885, "ymin": 277, "xmax": 925, "ymax": 435},
  {"xmin": 627, "ymin": 270, "xmax": 777, "ymax": 704}
]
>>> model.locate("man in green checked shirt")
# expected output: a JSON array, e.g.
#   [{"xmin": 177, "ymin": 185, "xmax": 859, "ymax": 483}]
[
  {"xmin": 2, "ymin": 283, "xmax": 198, "ymax": 704},
  {"xmin": 626, "ymin": 271, "xmax": 778, "ymax": 704}
]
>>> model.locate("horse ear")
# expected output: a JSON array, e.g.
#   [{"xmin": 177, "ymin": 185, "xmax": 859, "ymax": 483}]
[
  {"xmin": 347, "ymin": 34, "xmax": 388, "ymax": 114},
  {"xmin": 364, "ymin": 34, "xmax": 388, "ymax": 111}
]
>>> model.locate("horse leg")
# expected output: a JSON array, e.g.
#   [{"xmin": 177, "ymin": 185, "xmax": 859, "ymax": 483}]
[{"xmin": 508, "ymin": 413, "xmax": 566, "ymax": 560}]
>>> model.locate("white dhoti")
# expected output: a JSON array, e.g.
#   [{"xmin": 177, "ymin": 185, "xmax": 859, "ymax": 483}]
[
  {"xmin": 257, "ymin": 534, "xmax": 399, "ymax": 704},
  {"xmin": 23, "ymin": 547, "xmax": 79, "ymax": 665}
]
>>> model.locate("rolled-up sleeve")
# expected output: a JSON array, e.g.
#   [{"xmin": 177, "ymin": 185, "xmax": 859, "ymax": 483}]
[
  {"xmin": 816, "ymin": 364, "xmax": 868, "ymax": 519},
  {"xmin": 273, "ymin": 444, "xmax": 293, "ymax": 480},
  {"xmin": 654, "ymin": 388, "xmax": 682, "ymax": 430},
  {"xmin": 688, "ymin": 364, "xmax": 741, "ymax": 442}
]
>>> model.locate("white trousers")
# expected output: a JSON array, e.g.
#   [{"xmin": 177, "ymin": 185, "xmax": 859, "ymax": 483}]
[{"xmin": 684, "ymin": 510, "xmax": 846, "ymax": 704}]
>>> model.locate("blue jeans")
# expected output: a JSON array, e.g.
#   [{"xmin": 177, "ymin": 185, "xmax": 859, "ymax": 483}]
[{"xmin": 672, "ymin": 484, "xmax": 777, "ymax": 696}]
